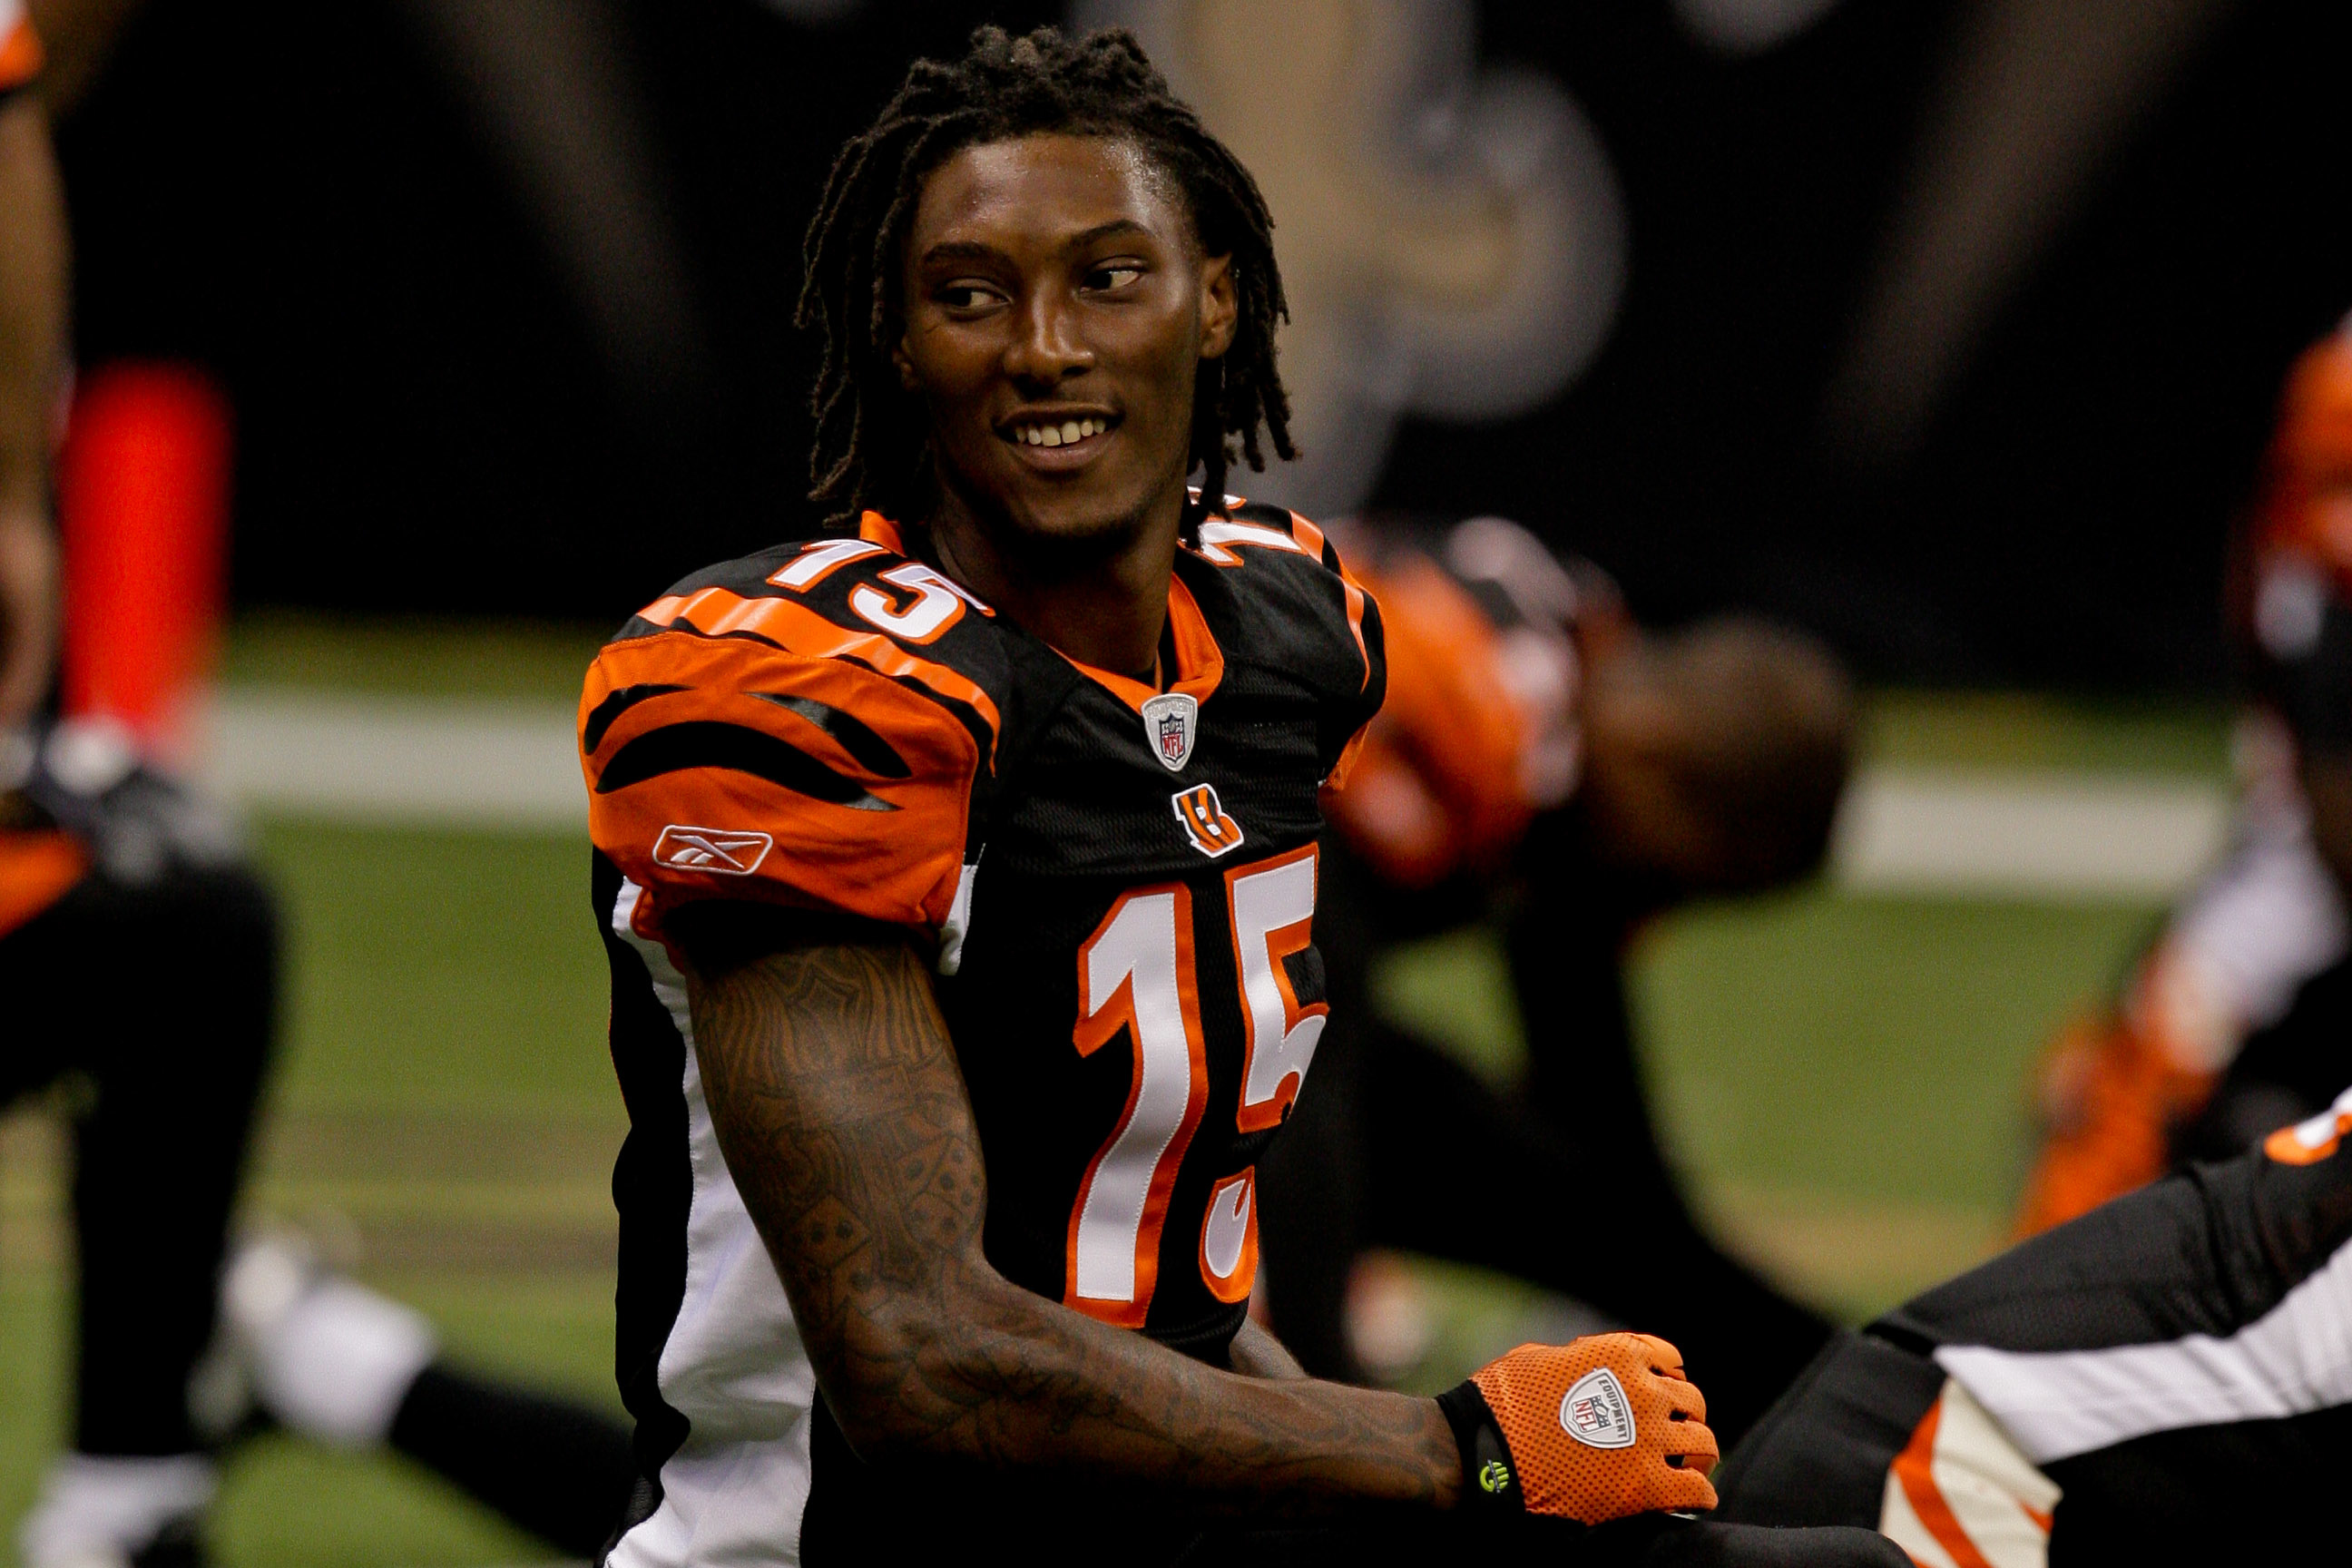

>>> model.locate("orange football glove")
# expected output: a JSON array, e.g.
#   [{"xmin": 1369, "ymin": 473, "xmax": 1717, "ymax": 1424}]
[{"xmin": 1436, "ymin": 1334, "xmax": 1719, "ymax": 1524}]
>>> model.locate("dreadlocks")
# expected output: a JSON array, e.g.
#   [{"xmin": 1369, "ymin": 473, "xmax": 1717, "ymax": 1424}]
[{"xmin": 796, "ymin": 24, "xmax": 1293, "ymax": 528}]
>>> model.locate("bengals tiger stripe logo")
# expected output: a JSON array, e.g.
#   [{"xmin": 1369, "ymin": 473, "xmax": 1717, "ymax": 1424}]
[{"xmin": 1171, "ymin": 784, "xmax": 1245, "ymax": 858}]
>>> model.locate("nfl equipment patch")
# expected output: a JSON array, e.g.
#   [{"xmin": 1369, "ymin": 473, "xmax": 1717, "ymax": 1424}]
[
  {"xmin": 1141, "ymin": 691, "xmax": 1198, "ymax": 771},
  {"xmin": 1561, "ymin": 1369, "xmax": 1637, "ymax": 1449}
]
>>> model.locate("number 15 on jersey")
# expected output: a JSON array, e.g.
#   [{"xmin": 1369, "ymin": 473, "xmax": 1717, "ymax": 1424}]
[{"xmin": 1064, "ymin": 846, "xmax": 1326, "ymax": 1327}]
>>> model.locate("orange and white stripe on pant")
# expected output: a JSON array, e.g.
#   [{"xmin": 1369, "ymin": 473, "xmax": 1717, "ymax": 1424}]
[{"xmin": 1880, "ymin": 1379, "xmax": 2061, "ymax": 1568}]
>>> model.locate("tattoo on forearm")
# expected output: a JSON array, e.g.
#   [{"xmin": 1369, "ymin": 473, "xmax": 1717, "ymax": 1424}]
[{"xmin": 689, "ymin": 938, "xmax": 1456, "ymax": 1515}]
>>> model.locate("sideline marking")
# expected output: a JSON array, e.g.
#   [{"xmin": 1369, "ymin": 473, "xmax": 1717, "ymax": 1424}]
[{"xmin": 195, "ymin": 689, "xmax": 2234, "ymax": 896}]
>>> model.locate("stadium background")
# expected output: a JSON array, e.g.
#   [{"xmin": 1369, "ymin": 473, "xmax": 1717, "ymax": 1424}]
[{"xmin": 3, "ymin": 0, "xmax": 2339, "ymax": 1560}]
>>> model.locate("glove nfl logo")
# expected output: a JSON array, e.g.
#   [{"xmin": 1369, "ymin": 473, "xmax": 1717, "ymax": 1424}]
[{"xmin": 1559, "ymin": 1368, "xmax": 1636, "ymax": 1449}]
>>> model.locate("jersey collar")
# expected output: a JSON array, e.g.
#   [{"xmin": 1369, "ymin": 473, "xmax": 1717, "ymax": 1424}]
[
  {"xmin": 864, "ymin": 510, "xmax": 1225, "ymax": 711},
  {"xmin": 1055, "ymin": 573, "xmax": 1225, "ymax": 714},
  {"xmin": 858, "ymin": 510, "xmax": 909, "ymax": 554}
]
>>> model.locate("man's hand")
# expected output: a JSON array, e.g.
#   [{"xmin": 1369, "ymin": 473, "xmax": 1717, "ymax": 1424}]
[
  {"xmin": 681, "ymin": 923, "xmax": 1462, "ymax": 1517},
  {"xmin": 1439, "ymin": 1334, "xmax": 1719, "ymax": 1524}
]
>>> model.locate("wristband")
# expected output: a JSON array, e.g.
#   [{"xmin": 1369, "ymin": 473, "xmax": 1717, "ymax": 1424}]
[{"xmin": 1436, "ymin": 1379, "xmax": 1523, "ymax": 1514}]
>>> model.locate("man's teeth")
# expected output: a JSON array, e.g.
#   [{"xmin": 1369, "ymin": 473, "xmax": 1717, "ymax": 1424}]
[{"xmin": 1014, "ymin": 418, "xmax": 1108, "ymax": 447}]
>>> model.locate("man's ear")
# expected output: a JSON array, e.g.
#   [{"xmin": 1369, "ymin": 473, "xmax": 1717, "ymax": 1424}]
[
  {"xmin": 894, "ymin": 335, "xmax": 920, "ymax": 392},
  {"xmin": 1199, "ymin": 253, "xmax": 1238, "ymax": 360}
]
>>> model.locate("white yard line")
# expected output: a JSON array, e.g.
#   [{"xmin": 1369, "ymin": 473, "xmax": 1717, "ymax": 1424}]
[
  {"xmin": 200, "ymin": 691, "xmax": 586, "ymax": 829},
  {"xmin": 196, "ymin": 690, "xmax": 2235, "ymax": 897},
  {"xmin": 1831, "ymin": 768, "xmax": 2230, "ymax": 898}
]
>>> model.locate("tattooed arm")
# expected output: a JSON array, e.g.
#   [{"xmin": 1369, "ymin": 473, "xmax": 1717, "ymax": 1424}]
[
  {"xmin": 683, "ymin": 927, "xmax": 1458, "ymax": 1517},
  {"xmin": 1229, "ymin": 1316, "xmax": 1311, "ymax": 1381}
]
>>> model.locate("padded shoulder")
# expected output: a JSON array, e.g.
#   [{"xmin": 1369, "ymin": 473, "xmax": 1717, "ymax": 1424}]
[
  {"xmin": 583, "ymin": 536, "xmax": 1010, "ymax": 934},
  {"xmin": 1181, "ymin": 500, "xmax": 1387, "ymax": 783}
]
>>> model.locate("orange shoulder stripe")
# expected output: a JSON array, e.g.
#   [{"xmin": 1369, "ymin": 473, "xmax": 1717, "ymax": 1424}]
[
  {"xmin": 581, "ymin": 632, "xmax": 981, "ymax": 931},
  {"xmin": 632, "ymin": 585, "xmax": 1000, "ymax": 760}
]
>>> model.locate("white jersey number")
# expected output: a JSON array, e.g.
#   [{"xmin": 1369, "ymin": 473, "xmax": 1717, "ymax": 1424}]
[
  {"xmin": 1230, "ymin": 844, "xmax": 1327, "ymax": 1132},
  {"xmin": 1066, "ymin": 850, "xmax": 1323, "ymax": 1323},
  {"xmin": 1069, "ymin": 887, "xmax": 1209, "ymax": 1327}
]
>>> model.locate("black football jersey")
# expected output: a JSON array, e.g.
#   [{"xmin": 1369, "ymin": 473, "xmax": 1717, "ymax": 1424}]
[{"xmin": 583, "ymin": 503, "xmax": 1384, "ymax": 1564}]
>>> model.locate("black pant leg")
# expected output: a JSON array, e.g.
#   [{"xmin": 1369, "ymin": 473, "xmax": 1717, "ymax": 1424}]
[
  {"xmin": 1711, "ymin": 1331, "xmax": 1945, "ymax": 1528},
  {"xmin": 1892, "ymin": 1132, "xmax": 2352, "ymax": 1558},
  {"xmin": 1360, "ymin": 1024, "xmax": 1833, "ymax": 1445},
  {"xmin": 1, "ymin": 863, "xmax": 279, "ymax": 1455},
  {"xmin": 1502, "ymin": 898, "xmax": 1837, "ymax": 1444},
  {"xmin": 387, "ymin": 1363, "xmax": 637, "ymax": 1557},
  {"xmin": 1722, "ymin": 1124, "xmax": 2352, "ymax": 1557},
  {"xmin": 0, "ymin": 873, "xmax": 83, "ymax": 1100}
]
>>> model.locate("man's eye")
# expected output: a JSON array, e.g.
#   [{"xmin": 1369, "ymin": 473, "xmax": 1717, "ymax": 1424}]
[
  {"xmin": 938, "ymin": 284, "xmax": 1001, "ymax": 309},
  {"xmin": 1086, "ymin": 266, "xmax": 1144, "ymax": 291}
]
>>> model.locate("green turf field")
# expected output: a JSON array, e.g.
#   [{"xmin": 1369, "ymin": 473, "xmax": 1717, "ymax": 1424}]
[{"xmin": 0, "ymin": 624, "xmax": 2224, "ymax": 1563}]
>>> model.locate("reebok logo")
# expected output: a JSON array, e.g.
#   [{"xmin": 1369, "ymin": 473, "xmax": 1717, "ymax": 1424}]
[
  {"xmin": 652, "ymin": 825, "xmax": 773, "ymax": 876},
  {"xmin": 1560, "ymin": 1368, "xmax": 1635, "ymax": 1450}
]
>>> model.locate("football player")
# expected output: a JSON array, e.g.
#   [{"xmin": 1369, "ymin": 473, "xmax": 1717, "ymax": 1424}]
[
  {"xmin": 1, "ymin": 13, "xmax": 260, "ymax": 1561},
  {"xmin": 1715, "ymin": 1081, "xmax": 2352, "ymax": 1564},
  {"xmin": 0, "ymin": 0, "xmax": 54, "ymax": 721},
  {"xmin": 1, "ymin": 15, "xmax": 272, "ymax": 1560},
  {"xmin": 3, "ymin": 14, "xmax": 636, "ymax": 1560},
  {"xmin": 2014, "ymin": 320, "xmax": 2352, "ymax": 1238},
  {"xmin": 1257, "ymin": 512, "xmax": 1849, "ymax": 1443},
  {"xmin": 576, "ymin": 24, "xmax": 1896, "ymax": 1567}
]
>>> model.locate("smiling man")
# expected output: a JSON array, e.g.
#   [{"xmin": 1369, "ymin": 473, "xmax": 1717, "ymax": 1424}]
[{"xmin": 576, "ymin": 26, "xmax": 1897, "ymax": 1568}]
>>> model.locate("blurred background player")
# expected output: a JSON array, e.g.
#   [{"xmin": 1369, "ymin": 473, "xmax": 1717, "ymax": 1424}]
[
  {"xmin": 1717, "ymin": 1078, "xmax": 2352, "ymax": 1564},
  {"xmin": 1698, "ymin": 318, "xmax": 2352, "ymax": 1563},
  {"xmin": 1258, "ymin": 512, "xmax": 1852, "ymax": 1444},
  {"xmin": 2014, "ymin": 318, "xmax": 2352, "ymax": 1238},
  {"xmin": 0, "ymin": 5, "xmax": 272, "ymax": 1559},
  {"xmin": 2, "ymin": 5, "xmax": 632, "ymax": 1561}
]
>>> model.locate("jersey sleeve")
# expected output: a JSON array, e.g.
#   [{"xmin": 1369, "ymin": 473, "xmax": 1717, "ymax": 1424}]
[
  {"xmin": 580, "ymin": 607, "xmax": 985, "ymax": 942},
  {"xmin": 1191, "ymin": 500, "xmax": 1387, "ymax": 786},
  {"xmin": 1311, "ymin": 524, "xmax": 1386, "ymax": 791},
  {"xmin": 0, "ymin": 0, "xmax": 42, "ymax": 100}
]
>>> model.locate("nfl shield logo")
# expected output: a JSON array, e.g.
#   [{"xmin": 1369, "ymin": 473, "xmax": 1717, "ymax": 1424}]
[
  {"xmin": 1141, "ymin": 692, "xmax": 1198, "ymax": 773},
  {"xmin": 1558, "ymin": 1368, "xmax": 1636, "ymax": 1450}
]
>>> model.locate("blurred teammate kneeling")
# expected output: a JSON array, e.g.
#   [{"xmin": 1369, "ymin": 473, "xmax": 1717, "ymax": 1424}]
[
  {"xmin": 1259, "ymin": 512, "xmax": 1852, "ymax": 1444},
  {"xmin": 2017, "ymin": 319, "xmax": 2352, "ymax": 1234}
]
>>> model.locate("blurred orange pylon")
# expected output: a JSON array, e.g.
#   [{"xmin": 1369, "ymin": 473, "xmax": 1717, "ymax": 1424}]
[{"xmin": 55, "ymin": 362, "xmax": 233, "ymax": 764}]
